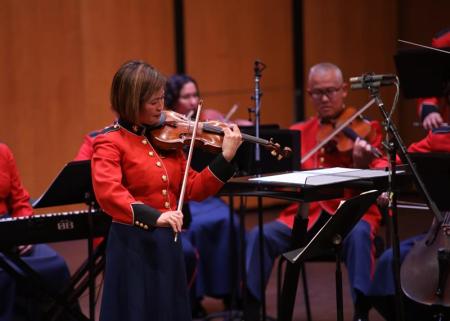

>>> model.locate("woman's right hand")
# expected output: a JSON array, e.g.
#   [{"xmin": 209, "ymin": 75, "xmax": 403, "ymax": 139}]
[{"xmin": 155, "ymin": 210, "xmax": 184, "ymax": 233}]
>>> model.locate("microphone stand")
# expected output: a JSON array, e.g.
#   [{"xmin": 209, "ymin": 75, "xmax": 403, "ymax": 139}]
[
  {"xmin": 366, "ymin": 82, "xmax": 442, "ymax": 321},
  {"xmin": 253, "ymin": 60, "xmax": 265, "ymax": 164},
  {"xmin": 251, "ymin": 60, "xmax": 270, "ymax": 321}
]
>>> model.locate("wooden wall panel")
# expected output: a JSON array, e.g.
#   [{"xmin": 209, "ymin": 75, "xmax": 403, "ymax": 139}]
[
  {"xmin": 0, "ymin": 0, "xmax": 175, "ymax": 197},
  {"xmin": 303, "ymin": 0, "xmax": 398, "ymax": 124},
  {"xmin": 183, "ymin": 0, "xmax": 294, "ymax": 129}
]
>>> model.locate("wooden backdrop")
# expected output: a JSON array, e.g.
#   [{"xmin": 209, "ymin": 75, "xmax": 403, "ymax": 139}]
[{"xmin": 0, "ymin": 0, "xmax": 448, "ymax": 202}]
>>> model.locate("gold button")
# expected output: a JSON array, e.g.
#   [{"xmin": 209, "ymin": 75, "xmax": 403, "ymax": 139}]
[
  {"xmin": 135, "ymin": 220, "xmax": 140, "ymax": 225},
  {"xmin": 144, "ymin": 224, "xmax": 149, "ymax": 230},
  {"xmin": 164, "ymin": 201, "xmax": 170, "ymax": 209},
  {"xmin": 142, "ymin": 139, "xmax": 147, "ymax": 144},
  {"xmin": 162, "ymin": 189, "xmax": 167, "ymax": 196},
  {"xmin": 320, "ymin": 148, "xmax": 325, "ymax": 153},
  {"xmin": 156, "ymin": 161, "xmax": 162, "ymax": 167},
  {"xmin": 162, "ymin": 175, "xmax": 167, "ymax": 182},
  {"xmin": 319, "ymin": 157, "xmax": 325, "ymax": 163},
  {"xmin": 149, "ymin": 151, "xmax": 154, "ymax": 157}
]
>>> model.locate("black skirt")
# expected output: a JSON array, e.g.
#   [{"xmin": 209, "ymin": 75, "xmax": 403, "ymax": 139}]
[{"xmin": 99, "ymin": 222, "xmax": 191, "ymax": 321}]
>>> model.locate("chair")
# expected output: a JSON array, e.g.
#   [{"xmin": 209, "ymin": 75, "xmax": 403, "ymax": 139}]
[{"xmin": 276, "ymin": 205, "xmax": 388, "ymax": 321}]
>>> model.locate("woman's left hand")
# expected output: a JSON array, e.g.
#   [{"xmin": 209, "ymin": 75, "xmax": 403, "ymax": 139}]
[{"xmin": 221, "ymin": 124, "xmax": 242, "ymax": 162}]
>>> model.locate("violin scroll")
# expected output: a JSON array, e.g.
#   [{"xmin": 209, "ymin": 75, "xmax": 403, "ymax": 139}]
[{"xmin": 268, "ymin": 139, "xmax": 292, "ymax": 160}]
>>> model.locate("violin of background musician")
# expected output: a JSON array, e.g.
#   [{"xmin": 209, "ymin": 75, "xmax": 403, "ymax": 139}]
[{"xmin": 316, "ymin": 106, "xmax": 381, "ymax": 156}]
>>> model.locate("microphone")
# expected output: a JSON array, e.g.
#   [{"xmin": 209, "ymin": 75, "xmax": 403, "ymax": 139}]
[{"xmin": 349, "ymin": 73, "xmax": 397, "ymax": 89}]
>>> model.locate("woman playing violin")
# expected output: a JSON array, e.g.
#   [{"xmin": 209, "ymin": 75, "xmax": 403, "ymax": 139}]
[
  {"xmin": 91, "ymin": 61, "xmax": 242, "ymax": 321},
  {"xmin": 245, "ymin": 62, "xmax": 387, "ymax": 321},
  {"xmin": 164, "ymin": 74, "xmax": 244, "ymax": 317}
]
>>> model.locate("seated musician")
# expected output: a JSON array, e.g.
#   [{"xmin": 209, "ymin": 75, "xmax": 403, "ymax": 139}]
[
  {"xmin": 165, "ymin": 74, "xmax": 242, "ymax": 316},
  {"xmin": 245, "ymin": 62, "xmax": 387, "ymax": 321},
  {"xmin": 0, "ymin": 142, "xmax": 70, "ymax": 321},
  {"xmin": 369, "ymin": 117, "xmax": 450, "ymax": 321},
  {"xmin": 417, "ymin": 28, "xmax": 449, "ymax": 130}
]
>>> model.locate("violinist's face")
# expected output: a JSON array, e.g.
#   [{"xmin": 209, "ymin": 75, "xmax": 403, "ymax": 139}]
[
  {"xmin": 175, "ymin": 82, "xmax": 200, "ymax": 116},
  {"xmin": 308, "ymin": 70, "xmax": 348, "ymax": 121},
  {"xmin": 139, "ymin": 88, "xmax": 165, "ymax": 126}
]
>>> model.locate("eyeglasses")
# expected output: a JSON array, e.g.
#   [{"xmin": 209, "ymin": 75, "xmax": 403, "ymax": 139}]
[{"xmin": 308, "ymin": 86, "xmax": 342, "ymax": 100}]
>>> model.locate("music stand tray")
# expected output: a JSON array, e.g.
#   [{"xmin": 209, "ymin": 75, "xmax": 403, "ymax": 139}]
[
  {"xmin": 33, "ymin": 160, "xmax": 95, "ymax": 208},
  {"xmin": 394, "ymin": 46, "xmax": 450, "ymax": 99}
]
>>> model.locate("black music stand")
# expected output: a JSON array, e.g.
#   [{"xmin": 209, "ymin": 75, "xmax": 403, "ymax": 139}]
[
  {"xmin": 192, "ymin": 128, "xmax": 300, "ymax": 321},
  {"xmin": 33, "ymin": 160, "xmax": 101, "ymax": 321},
  {"xmin": 394, "ymin": 46, "xmax": 450, "ymax": 99},
  {"xmin": 279, "ymin": 190, "xmax": 381, "ymax": 321},
  {"xmin": 33, "ymin": 160, "xmax": 95, "ymax": 208},
  {"xmin": 408, "ymin": 152, "xmax": 450, "ymax": 211}
]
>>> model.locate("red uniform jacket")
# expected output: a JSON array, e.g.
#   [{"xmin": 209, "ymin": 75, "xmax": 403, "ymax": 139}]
[
  {"xmin": 0, "ymin": 143, "xmax": 32, "ymax": 217},
  {"xmin": 278, "ymin": 114, "xmax": 386, "ymax": 231},
  {"xmin": 408, "ymin": 128, "xmax": 450, "ymax": 153},
  {"xmin": 91, "ymin": 121, "xmax": 234, "ymax": 228},
  {"xmin": 417, "ymin": 97, "xmax": 449, "ymax": 124}
]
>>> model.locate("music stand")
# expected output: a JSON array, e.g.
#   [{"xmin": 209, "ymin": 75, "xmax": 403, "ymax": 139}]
[
  {"xmin": 279, "ymin": 190, "xmax": 381, "ymax": 321},
  {"xmin": 408, "ymin": 152, "xmax": 450, "ymax": 211},
  {"xmin": 192, "ymin": 127, "xmax": 300, "ymax": 321},
  {"xmin": 33, "ymin": 160, "xmax": 100, "ymax": 321},
  {"xmin": 394, "ymin": 46, "xmax": 450, "ymax": 99},
  {"xmin": 33, "ymin": 160, "xmax": 95, "ymax": 208}
]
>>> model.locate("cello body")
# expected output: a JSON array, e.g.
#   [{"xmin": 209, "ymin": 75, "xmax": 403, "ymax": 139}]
[{"xmin": 401, "ymin": 213, "xmax": 450, "ymax": 307}]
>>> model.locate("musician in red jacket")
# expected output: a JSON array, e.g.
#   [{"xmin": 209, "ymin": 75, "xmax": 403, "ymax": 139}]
[
  {"xmin": 245, "ymin": 62, "xmax": 386, "ymax": 321},
  {"xmin": 91, "ymin": 60, "xmax": 242, "ymax": 321},
  {"xmin": 370, "ymin": 127, "xmax": 450, "ymax": 321},
  {"xmin": 0, "ymin": 143, "xmax": 70, "ymax": 321}
]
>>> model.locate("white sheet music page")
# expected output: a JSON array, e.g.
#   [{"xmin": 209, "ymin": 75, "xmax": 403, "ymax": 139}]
[{"xmin": 248, "ymin": 167, "xmax": 359, "ymax": 186}]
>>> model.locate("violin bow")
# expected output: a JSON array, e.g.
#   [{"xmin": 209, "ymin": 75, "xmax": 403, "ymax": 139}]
[
  {"xmin": 174, "ymin": 100, "xmax": 203, "ymax": 242},
  {"xmin": 302, "ymin": 98, "xmax": 376, "ymax": 164},
  {"xmin": 224, "ymin": 104, "xmax": 239, "ymax": 123},
  {"xmin": 398, "ymin": 39, "xmax": 450, "ymax": 54}
]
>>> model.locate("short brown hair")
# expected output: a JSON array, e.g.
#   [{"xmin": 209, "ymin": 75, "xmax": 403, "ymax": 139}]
[{"xmin": 110, "ymin": 60, "xmax": 166, "ymax": 124}]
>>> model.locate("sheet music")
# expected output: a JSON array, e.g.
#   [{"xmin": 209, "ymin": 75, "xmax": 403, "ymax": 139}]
[{"xmin": 248, "ymin": 167, "xmax": 388, "ymax": 186}]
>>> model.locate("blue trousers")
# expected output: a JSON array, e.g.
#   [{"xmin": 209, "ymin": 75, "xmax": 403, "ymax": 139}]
[
  {"xmin": 187, "ymin": 197, "xmax": 240, "ymax": 298},
  {"xmin": 246, "ymin": 217, "xmax": 374, "ymax": 302},
  {"xmin": 100, "ymin": 223, "xmax": 191, "ymax": 321},
  {"xmin": 369, "ymin": 234, "xmax": 424, "ymax": 296},
  {"xmin": 0, "ymin": 244, "xmax": 70, "ymax": 321}
]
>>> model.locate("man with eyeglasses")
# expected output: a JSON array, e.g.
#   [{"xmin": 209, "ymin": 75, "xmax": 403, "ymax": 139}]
[{"xmin": 245, "ymin": 63, "xmax": 386, "ymax": 321}]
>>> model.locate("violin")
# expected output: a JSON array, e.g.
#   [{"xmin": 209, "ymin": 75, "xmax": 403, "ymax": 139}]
[
  {"xmin": 318, "ymin": 107, "xmax": 378, "ymax": 153},
  {"xmin": 302, "ymin": 103, "xmax": 383, "ymax": 164},
  {"xmin": 149, "ymin": 110, "xmax": 291, "ymax": 160}
]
